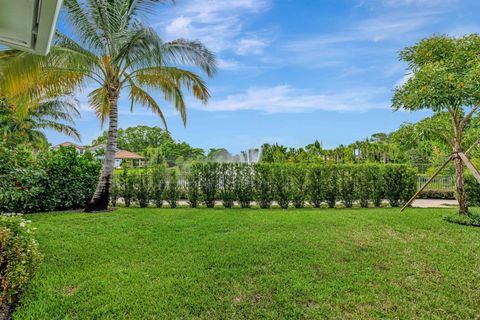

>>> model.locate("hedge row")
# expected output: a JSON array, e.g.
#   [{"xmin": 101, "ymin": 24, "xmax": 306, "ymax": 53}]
[
  {"xmin": 113, "ymin": 163, "xmax": 417, "ymax": 208},
  {"xmin": 0, "ymin": 146, "xmax": 101, "ymax": 213}
]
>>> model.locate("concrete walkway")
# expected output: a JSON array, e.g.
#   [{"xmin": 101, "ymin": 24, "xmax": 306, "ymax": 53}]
[{"xmin": 411, "ymin": 199, "xmax": 458, "ymax": 208}]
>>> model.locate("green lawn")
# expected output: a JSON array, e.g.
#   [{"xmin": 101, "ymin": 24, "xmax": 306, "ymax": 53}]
[{"xmin": 14, "ymin": 208, "xmax": 480, "ymax": 319}]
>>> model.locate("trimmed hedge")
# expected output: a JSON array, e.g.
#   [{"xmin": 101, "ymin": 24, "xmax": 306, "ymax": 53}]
[
  {"xmin": 0, "ymin": 146, "xmax": 101, "ymax": 213},
  {"xmin": 115, "ymin": 163, "xmax": 416, "ymax": 208}
]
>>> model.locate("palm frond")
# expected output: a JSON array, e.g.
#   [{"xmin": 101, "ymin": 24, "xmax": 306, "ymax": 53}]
[
  {"xmin": 161, "ymin": 39, "xmax": 217, "ymax": 77},
  {"xmin": 35, "ymin": 120, "xmax": 81, "ymax": 140},
  {"xmin": 63, "ymin": 0, "xmax": 106, "ymax": 51},
  {"xmin": 88, "ymin": 86, "xmax": 110, "ymax": 126},
  {"xmin": 129, "ymin": 82, "xmax": 168, "ymax": 129}
]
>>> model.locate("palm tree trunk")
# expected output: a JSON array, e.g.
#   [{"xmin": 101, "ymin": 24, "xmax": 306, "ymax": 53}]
[{"xmin": 85, "ymin": 92, "xmax": 119, "ymax": 212}]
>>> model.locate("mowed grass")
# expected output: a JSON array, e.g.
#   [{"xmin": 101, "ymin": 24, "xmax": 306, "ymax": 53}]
[{"xmin": 14, "ymin": 208, "xmax": 480, "ymax": 319}]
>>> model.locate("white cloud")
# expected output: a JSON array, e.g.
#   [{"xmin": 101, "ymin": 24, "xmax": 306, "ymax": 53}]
[
  {"xmin": 359, "ymin": 0, "xmax": 457, "ymax": 8},
  {"xmin": 217, "ymin": 58, "xmax": 241, "ymax": 70},
  {"xmin": 197, "ymin": 85, "xmax": 389, "ymax": 113},
  {"xmin": 235, "ymin": 38, "xmax": 269, "ymax": 55},
  {"xmin": 162, "ymin": 0, "xmax": 271, "ymax": 53},
  {"xmin": 165, "ymin": 16, "xmax": 192, "ymax": 37}
]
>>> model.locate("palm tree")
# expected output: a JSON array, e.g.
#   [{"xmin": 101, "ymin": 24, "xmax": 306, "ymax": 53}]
[
  {"xmin": 1, "ymin": 0, "xmax": 216, "ymax": 211},
  {"xmin": 0, "ymin": 97, "xmax": 80, "ymax": 148}
]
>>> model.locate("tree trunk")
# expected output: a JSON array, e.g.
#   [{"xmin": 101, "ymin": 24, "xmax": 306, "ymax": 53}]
[
  {"xmin": 453, "ymin": 135, "xmax": 468, "ymax": 215},
  {"xmin": 454, "ymin": 154, "xmax": 468, "ymax": 215},
  {"xmin": 85, "ymin": 91, "xmax": 119, "ymax": 212}
]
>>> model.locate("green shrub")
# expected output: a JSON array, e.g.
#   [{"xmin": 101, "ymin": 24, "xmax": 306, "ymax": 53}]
[
  {"xmin": 165, "ymin": 171, "xmax": 179, "ymax": 208},
  {"xmin": 273, "ymin": 165, "xmax": 290, "ymax": 209},
  {"xmin": 307, "ymin": 165, "xmax": 325, "ymax": 208},
  {"xmin": 0, "ymin": 216, "xmax": 42, "ymax": 317},
  {"xmin": 119, "ymin": 167, "xmax": 134, "ymax": 207},
  {"xmin": 324, "ymin": 165, "xmax": 338, "ymax": 208},
  {"xmin": 134, "ymin": 172, "xmax": 150, "ymax": 208},
  {"xmin": 151, "ymin": 166, "xmax": 166, "ymax": 208},
  {"xmin": 196, "ymin": 163, "xmax": 218, "ymax": 208},
  {"xmin": 290, "ymin": 165, "xmax": 307, "ymax": 208},
  {"xmin": 444, "ymin": 212, "xmax": 480, "ymax": 227},
  {"xmin": 465, "ymin": 174, "xmax": 480, "ymax": 206},
  {"xmin": 235, "ymin": 164, "xmax": 254, "ymax": 208},
  {"xmin": 370, "ymin": 165, "xmax": 385, "ymax": 207},
  {"xmin": 219, "ymin": 163, "xmax": 235, "ymax": 208},
  {"xmin": 254, "ymin": 164, "xmax": 273, "ymax": 209},
  {"xmin": 186, "ymin": 168, "xmax": 201, "ymax": 208},
  {"xmin": 418, "ymin": 189, "xmax": 455, "ymax": 200},
  {"xmin": 356, "ymin": 165, "xmax": 372, "ymax": 208},
  {"xmin": 0, "ymin": 147, "xmax": 101, "ymax": 213},
  {"xmin": 383, "ymin": 165, "xmax": 416, "ymax": 207},
  {"xmin": 111, "ymin": 179, "xmax": 120, "ymax": 207},
  {"xmin": 339, "ymin": 165, "xmax": 356, "ymax": 208}
]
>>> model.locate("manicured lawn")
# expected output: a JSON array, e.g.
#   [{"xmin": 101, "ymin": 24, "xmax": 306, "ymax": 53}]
[{"xmin": 14, "ymin": 208, "xmax": 480, "ymax": 319}]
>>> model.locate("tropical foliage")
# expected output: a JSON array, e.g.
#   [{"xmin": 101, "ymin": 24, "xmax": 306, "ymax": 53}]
[
  {"xmin": 1, "ymin": 0, "xmax": 216, "ymax": 211},
  {"xmin": 0, "ymin": 97, "xmax": 80, "ymax": 149}
]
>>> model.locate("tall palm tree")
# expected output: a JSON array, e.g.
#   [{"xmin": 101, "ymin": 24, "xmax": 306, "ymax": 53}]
[
  {"xmin": 0, "ymin": 97, "xmax": 80, "ymax": 148},
  {"xmin": 1, "ymin": 0, "xmax": 216, "ymax": 211}
]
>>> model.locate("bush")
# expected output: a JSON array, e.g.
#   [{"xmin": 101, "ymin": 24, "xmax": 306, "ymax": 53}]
[
  {"xmin": 383, "ymin": 165, "xmax": 416, "ymax": 207},
  {"xmin": 0, "ymin": 146, "xmax": 101, "ymax": 213},
  {"xmin": 235, "ymin": 164, "xmax": 254, "ymax": 208},
  {"xmin": 186, "ymin": 168, "xmax": 201, "ymax": 208},
  {"xmin": 196, "ymin": 163, "xmax": 218, "ymax": 208},
  {"xmin": 444, "ymin": 212, "xmax": 480, "ymax": 227},
  {"xmin": 273, "ymin": 165, "xmax": 290, "ymax": 209},
  {"xmin": 418, "ymin": 189, "xmax": 455, "ymax": 200},
  {"xmin": 465, "ymin": 174, "xmax": 480, "ymax": 206},
  {"xmin": 219, "ymin": 163, "xmax": 235, "ymax": 208},
  {"xmin": 165, "ymin": 171, "xmax": 179, "ymax": 208},
  {"xmin": 370, "ymin": 165, "xmax": 385, "ymax": 207},
  {"xmin": 290, "ymin": 165, "xmax": 307, "ymax": 208},
  {"xmin": 151, "ymin": 166, "xmax": 166, "ymax": 208},
  {"xmin": 133, "ymin": 172, "xmax": 150, "ymax": 208},
  {"xmin": 324, "ymin": 165, "xmax": 338, "ymax": 208},
  {"xmin": 307, "ymin": 165, "xmax": 325, "ymax": 208},
  {"xmin": 254, "ymin": 164, "xmax": 273, "ymax": 209},
  {"xmin": 0, "ymin": 216, "xmax": 42, "ymax": 317},
  {"xmin": 339, "ymin": 165, "xmax": 356, "ymax": 208},
  {"xmin": 111, "ymin": 179, "xmax": 120, "ymax": 207},
  {"xmin": 119, "ymin": 167, "xmax": 134, "ymax": 207},
  {"xmin": 353, "ymin": 164, "xmax": 384, "ymax": 208}
]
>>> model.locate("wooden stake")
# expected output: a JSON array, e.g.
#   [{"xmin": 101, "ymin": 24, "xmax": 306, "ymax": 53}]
[
  {"xmin": 458, "ymin": 152, "xmax": 480, "ymax": 184},
  {"xmin": 401, "ymin": 154, "xmax": 453, "ymax": 212},
  {"xmin": 465, "ymin": 139, "xmax": 480, "ymax": 157}
]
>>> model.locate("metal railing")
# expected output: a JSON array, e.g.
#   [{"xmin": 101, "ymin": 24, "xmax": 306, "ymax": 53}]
[{"xmin": 417, "ymin": 175, "xmax": 455, "ymax": 191}]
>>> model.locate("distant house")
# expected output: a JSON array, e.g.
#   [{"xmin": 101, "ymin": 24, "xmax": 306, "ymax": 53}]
[
  {"xmin": 52, "ymin": 142, "xmax": 145, "ymax": 168},
  {"xmin": 52, "ymin": 142, "xmax": 87, "ymax": 155},
  {"xmin": 113, "ymin": 149, "xmax": 145, "ymax": 168}
]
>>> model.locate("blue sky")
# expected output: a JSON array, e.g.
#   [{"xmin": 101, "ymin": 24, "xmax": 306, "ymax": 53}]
[{"xmin": 47, "ymin": 0, "xmax": 480, "ymax": 153}]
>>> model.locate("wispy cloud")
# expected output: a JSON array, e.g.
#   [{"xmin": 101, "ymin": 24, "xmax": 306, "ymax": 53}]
[
  {"xmin": 161, "ymin": 0, "xmax": 271, "ymax": 54},
  {"xmin": 195, "ymin": 85, "xmax": 389, "ymax": 113}
]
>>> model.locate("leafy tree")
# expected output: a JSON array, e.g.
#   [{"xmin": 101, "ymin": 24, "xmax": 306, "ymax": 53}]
[
  {"xmin": 206, "ymin": 148, "xmax": 233, "ymax": 162},
  {"xmin": 393, "ymin": 34, "xmax": 480, "ymax": 214},
  {"xmin": 91, "ymin": 125, "xmax": 173, "ymax": 153},
  {"xmin": 145, "ymin": 140, "xmax": 205, "ymax": 167}
]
